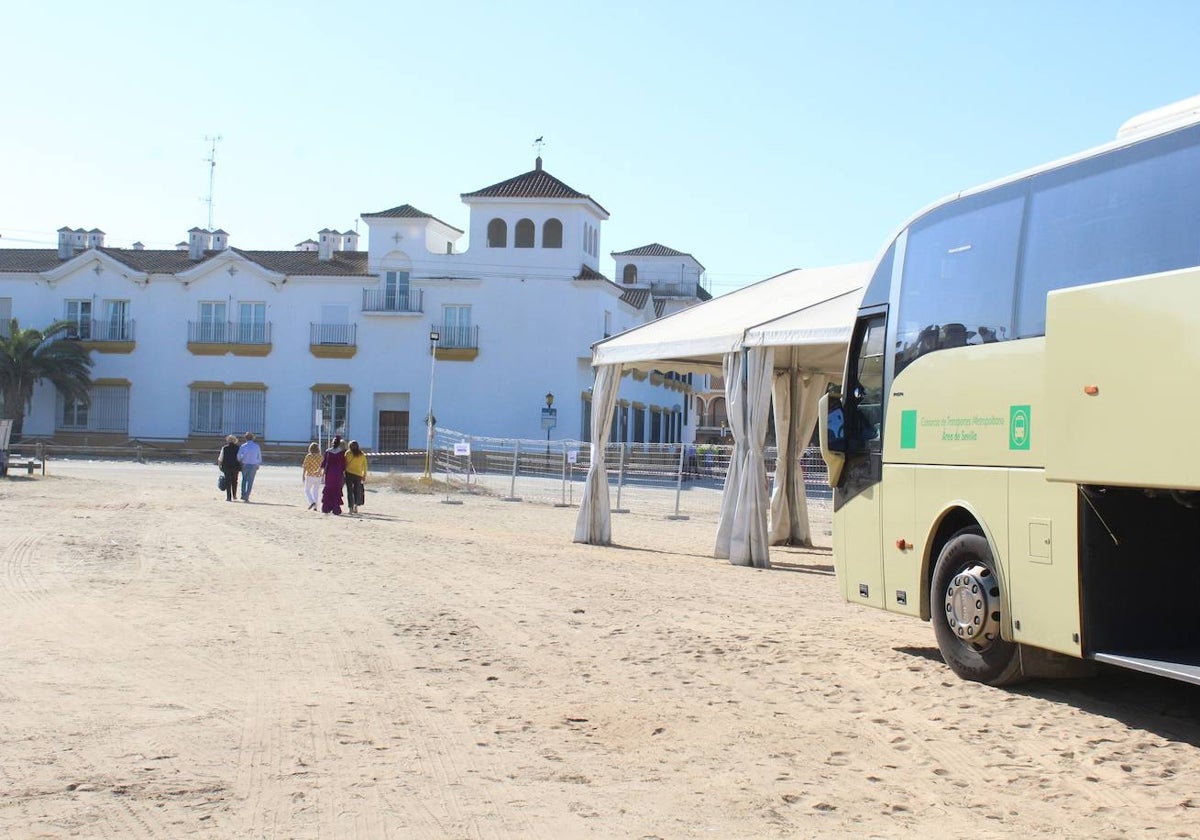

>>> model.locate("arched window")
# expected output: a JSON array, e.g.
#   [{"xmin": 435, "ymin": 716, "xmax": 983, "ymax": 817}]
[
  {"xmin": 542, "ymin": 218, "xmax": 562, "ymax": 248},
  {"xmin": 515, "ymin": 218, "xmax": 535, "ymax": 248},
  {"xmin": 622, "ymin": 264, "xmax": 638, "ymax": 284},
  {"xmin": 487, "ymin": 218, "xmax": 507, "ymax": 248}
]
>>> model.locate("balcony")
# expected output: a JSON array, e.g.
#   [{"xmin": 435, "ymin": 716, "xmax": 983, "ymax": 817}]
[
  {"xmin": 73, "ymin": 319, "xmax": 136, "ymax": 353},
  {"xmin": 309, "ymin": 322, "xmax": 357, "ymax": 359},
  {"xmin": 434, "ymin": 324, "xmax": 480, "ymax": 361},
  {"xmin": 187, "ymin": 321, "xmax": 273, "ymax": 356},
  {"xmin": 362, "ymin": 288, "xmax": 423, "ymax": 314}
]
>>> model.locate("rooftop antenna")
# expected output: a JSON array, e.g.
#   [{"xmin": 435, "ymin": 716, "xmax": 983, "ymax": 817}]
[{"xmin": 203, "ymin": 135, "xmax": 222, "ymax": 230}]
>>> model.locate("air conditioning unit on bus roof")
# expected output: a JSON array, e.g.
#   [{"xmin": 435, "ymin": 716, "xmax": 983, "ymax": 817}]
[{"xmin": 1117, "ymin": 93, "xmax": 1200, "ymax": 141}]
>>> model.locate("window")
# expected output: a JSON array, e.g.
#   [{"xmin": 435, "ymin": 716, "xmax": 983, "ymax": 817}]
[
  {"xmin": 57, "ymin": 384, "xmax": 129, "ymax": 432},
  {"xmin": 65, "ymin": 299, "xmax": 92, "ymax": 339},
  {"xmin": 238, "ymin": 302, "xmax": 267, "ymax": 344},
  {"xmin": 632, "ymin": 406, "xmax": 646, "ymax": 443},
  {"xmin": 604, "ymin": 310, "xmax": 612, "ymax": 337},
  {"xmin": 190, "ymin": 387, "xmax": 265, "ymax": 436},
  {"xmin": 103, "ymin": 299, "xmax": 130, "ymax": 341},
  {"xmin": 442, "ymin": 305, "xmax": 472, "ymax": 348},
  {"xmin": 487, "ymin": 218, "xmax": 507, "ymax": 248},
  {"xmin": 623, "ymin": 264, "xmax": 637, "ymax": 284},
  {"xmin": 895, "ymin": 186, "xmax": 1025, "ymax": 375},
  {"xmin": 384, "ymin": 270, "xmax": 410, "ymax": 309},
  {"xmin": 198, "ymin": 301, "xmax": 227, "ymax": 342},
  {"xmin": 1018, "ymin": 125, "xmax": 1200, "ymax": 337},
  {"xmin": 515, "ymin": 218, "xmax": 535, "ymax": 248},
  {"xmin": 543, "ymin": 218, "xmax": 562, "ymax": 248},
  {"xmin": 313, "ymin": 391, "xmax": 349, "ymax": 438}
]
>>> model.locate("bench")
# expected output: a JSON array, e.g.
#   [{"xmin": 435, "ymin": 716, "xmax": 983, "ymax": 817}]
[{"xmin": 1, "ymin": 458, "xmax": 42, "ymax": 477}]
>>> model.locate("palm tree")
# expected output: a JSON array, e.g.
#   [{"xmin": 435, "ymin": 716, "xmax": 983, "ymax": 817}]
[{"xmin": 0, "ymin": 319, "xmax": 94, "ymax": 441}]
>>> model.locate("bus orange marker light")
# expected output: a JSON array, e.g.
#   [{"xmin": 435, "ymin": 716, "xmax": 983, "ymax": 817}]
[
  {"xmin": 895, "ymin": 539, "xmax": 911, "ymax": 550},
  {"xmin": 1084, "ymin": 385, "xmax": 1099, "ymax": 396}
]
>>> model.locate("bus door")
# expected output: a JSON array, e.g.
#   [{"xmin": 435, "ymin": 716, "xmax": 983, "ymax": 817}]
[{"xmin": 827, "ymin": 309, "xmax": 888, "ymax": 607}]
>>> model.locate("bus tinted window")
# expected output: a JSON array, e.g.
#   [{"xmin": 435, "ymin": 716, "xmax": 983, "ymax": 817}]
[
  {"xmin": 895, "ymin": 188, "xmax": 1025, "ymax": 375},
  {"xmin": 1018, "ymin": 125, "xmax": 1200, "ymax": 337}
]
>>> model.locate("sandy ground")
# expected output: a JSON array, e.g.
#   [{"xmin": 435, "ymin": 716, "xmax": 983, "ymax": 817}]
[{"xmin": 2, "ymin": 462, "xmax": 1200, "ymax": 839}]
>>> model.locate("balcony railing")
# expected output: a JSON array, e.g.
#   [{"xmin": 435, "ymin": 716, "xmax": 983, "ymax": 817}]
[
  {"xmin": 187, "ymin": 321, "xmax": 272, "ymax": 344},
  {"xmin": 72, "ymin": 319, "xmax": 135, "ymax": 342},
  {"xmin": 362, "ymin": 288, "xmax": 423, "ymax": 313},
  {"xmin": 310, "ymin": 322, "xmax": 357, "ymax": 346},
  {"xmin": 436, "ymin": 324, "xmax": 479, "ymax": 349}
]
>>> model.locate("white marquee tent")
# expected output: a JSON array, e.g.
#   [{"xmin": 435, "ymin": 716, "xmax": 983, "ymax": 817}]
[{"xmin": 574, "ymin": 262, "xmax": 872, "ymax": 567}]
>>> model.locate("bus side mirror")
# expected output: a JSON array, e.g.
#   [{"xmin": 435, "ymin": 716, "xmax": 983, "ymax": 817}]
[{"xmin": 818, "ymin": 392, "xmax": 845, "ymax": 486}]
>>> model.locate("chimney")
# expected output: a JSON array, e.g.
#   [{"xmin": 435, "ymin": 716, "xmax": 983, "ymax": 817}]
[
  {"xmin": 132, "ymin": 241, "xmax": 145, "ymax": 251},
  {"xmin": 175, "ymin": 241, "xmax": 188, "ymax": 251},
  {"xmin": 317, "ymin": 228, "xmax": 337, "ymax": 261},
  {"xmin": 57, "ymin": 227, "xmax": 73, "ymax": 259},
  {"xmin": 535, "ymin": 155, "xmax": 543, "ymax": 171},
  {"xmin": 188, "ymin": 227, "xmax": 210, "ymax": 261},
  {"xmin": 211, "ymin": 229, "xmax": 229, "ymax": 250},
  {"xmin": 341, "ymin": 229, "xmax": 359, "ymax": 252},
  {"xmin": 87, "ymin": 228, "xmax": 105, "ymax": 249},
  {"xmin": 73, "ymin": 228, "xmax": 87, "ymax": 250}
]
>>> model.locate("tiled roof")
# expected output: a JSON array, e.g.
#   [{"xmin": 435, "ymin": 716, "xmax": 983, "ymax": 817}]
[
  {"xmin": 574, "ymin": 264, "xmax": 612, "ymax": 283},
  {"xmin": 0, "ymin": 248, "xmax": 372, "ymax": 277},
  {"xmin": 462, "ymin": 162, "xmax": 609, "ymax": 215},
  {"xmin": 611, "ymin": 242, "xmax": 705, "ymax": 270},
  {"xmin": 0, "ymin": 249, "xmax": 62, "ymax": 272},
  {"xmin": 360, "ymin": 204, "xmax": 463, "ymax": 233},
  {"xmin": 654, "ymin": 299, "xmax": 667, "ymax": 318},
  {"xmin": 230, "ymin": 249, "xmax": 371, "ymax": 276},
  {"xmin": 620, "ymin": 288, "xmax": 651, "ymax": 310},
  {"xmin": 696, "ymin": 286, "xmax": 712, "ymax": 302}
]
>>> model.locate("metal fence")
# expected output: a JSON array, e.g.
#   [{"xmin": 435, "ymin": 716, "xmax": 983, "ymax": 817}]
[{"xmin": 371, "ymin": 428, "xmax": 832, "ymax": 545}]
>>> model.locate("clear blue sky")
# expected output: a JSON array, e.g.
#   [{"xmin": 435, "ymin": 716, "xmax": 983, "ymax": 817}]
[{"xmin": 3, "ymin": 1, "xmax": 1199, "ymax": 296}]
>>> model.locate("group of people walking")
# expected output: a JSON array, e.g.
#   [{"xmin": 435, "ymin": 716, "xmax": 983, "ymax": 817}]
[
  {"xmin": 220, "ymin": 433, "xmax": 368, "ymax": 514},
  {"xmin": 302, "ymin": 436, "xmax": 368, "ymax": 515},
  {"xmin": 217, "ymin": 432, "xmax": 263, "ymax": 502}
]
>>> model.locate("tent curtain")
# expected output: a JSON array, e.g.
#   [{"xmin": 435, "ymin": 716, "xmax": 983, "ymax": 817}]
[
  {"xmin": 573, "ymin": 363, "xmax": 623, "ymax": 545},
  {"xmin": 715, "ymin": 346, "xmax": 775, "ymax": 567},
  {"xmin": 714, "ymin": 351, "xmax": 746, "ymax": 559},
  {"xmin": 770, "ymin": 370, "xmax": 829, "ymax": 546}
]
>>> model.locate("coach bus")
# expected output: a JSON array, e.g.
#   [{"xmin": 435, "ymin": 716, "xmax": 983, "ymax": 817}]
[{"xmin": 818, "ymin": 95, "xmax": 1200, "ymax": 686}]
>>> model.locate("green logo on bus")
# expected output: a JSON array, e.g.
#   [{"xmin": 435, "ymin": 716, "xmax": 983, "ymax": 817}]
[
  {"xmin": 1009, "ymin": 405, "xmax": 1031, "ymax": 450},
  {"xmin": 900, "ymin": 410, "xmax": 917, "ymax": 449}
]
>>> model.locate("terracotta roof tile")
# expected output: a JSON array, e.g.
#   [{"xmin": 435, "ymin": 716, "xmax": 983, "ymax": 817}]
[
  {"xmin": 620, "ymin": 288, "xmax": 651, "ymax": 310},
  {"xmin": 0, "ymin": 249, "xmax": 62, "ymax": 272},
  {"xmin": 463, "ymin": 163, "xmax": 609, "ymax": 215},
  {"xmin": 611, "ymin": 242, "xmax": 705, "ymax": 270},
  {"xmin": 0, "ymin": 248, "xmax": 372, "ymax": 277},
  {"xmin": 360, "ymin": 203, "xmax": 463, "ymax": 233},
  {"xmin": 574, "ymin": 264, "xmax": 611, "ymax": 283}
]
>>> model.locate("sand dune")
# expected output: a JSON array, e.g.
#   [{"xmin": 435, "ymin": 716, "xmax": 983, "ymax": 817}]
[{"xmin": 1, "ymin": 461, "xmax": 1198, "ymax": 838}]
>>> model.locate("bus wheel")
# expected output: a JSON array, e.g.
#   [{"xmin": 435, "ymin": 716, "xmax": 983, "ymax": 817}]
[{"xmin": 931, "ymin": 527, "xmax": 1025, "ymax": 686}]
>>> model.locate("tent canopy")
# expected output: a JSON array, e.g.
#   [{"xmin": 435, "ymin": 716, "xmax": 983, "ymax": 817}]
[{"xmin": 592, "ymin": 262, "xmax": 871, "ymax": 372}]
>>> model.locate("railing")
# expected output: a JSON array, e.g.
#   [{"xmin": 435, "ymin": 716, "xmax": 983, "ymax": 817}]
[
  {"xmin": 362, "ymin": 288, "xmax": 423, "ymax": 313},
  {"xmin": 73, "ymin": 319, "xmax": 134, "ymax": 342},
  {"xmin": 436, "ymin": 324, "xmax": 480, "ymax": 349},
  {"xmin": 187, "ymin": 321, "xmax": 272, "ymax": 344},
  {"xmin": 309, "ymin": 322, "xmax": 357, "ymax": 346}
]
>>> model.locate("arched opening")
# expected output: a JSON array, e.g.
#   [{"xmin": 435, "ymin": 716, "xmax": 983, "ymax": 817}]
[
  {"xmin": 542, "ymin": 218, "xmax": 562, "ymax": 248},
  {"xmin": 515, "ymin": 218, "xmax": 535, "ymax": 248},
  {"xmin": 487, "ymin": 218, "xmax": 507, "ymax": 248},
  {"xmin": 623, "ymin": 264, "xmax": 638, "ymax": 284}
]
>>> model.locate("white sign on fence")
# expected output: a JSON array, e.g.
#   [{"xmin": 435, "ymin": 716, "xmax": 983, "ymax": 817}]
[
  {"xmin": 453, "ymin": 442, "xmax": 471, "ymax": 456},
  {"xmin": 567, "ymin": 449, "xmax": 579, "ymax": 464}
]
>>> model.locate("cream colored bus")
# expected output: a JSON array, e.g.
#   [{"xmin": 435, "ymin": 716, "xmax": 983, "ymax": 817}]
[{"xmin": 818, "ymin": 96, "xmax": 1200, "ymax": 686}]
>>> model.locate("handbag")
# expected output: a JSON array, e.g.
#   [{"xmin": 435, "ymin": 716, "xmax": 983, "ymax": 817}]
[{"xmin": 218, "ymin": 473, "xmax": 227, "ymax": 491}]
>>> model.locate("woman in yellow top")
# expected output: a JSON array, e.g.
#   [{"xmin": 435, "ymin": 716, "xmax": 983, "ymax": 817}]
[
  {"xmin": 301, "ymin": 442, "xmax": 323, "ymax": 511},
  {"xmin": 343, "ymin": 440, "xmax": 368, "ymax": 515}
]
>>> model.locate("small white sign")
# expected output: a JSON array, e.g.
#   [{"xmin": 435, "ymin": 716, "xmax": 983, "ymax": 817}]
[
  {"xmin": 314, "ymin": 409, "xmax": 323, "ymax": 426},
  {"xmin": 567, "ymin": 449, "xmax": 579, "ymax": 464},
  {"xmin": 453, "ymin": 442, "xmax": 471, "ymax": 456}
]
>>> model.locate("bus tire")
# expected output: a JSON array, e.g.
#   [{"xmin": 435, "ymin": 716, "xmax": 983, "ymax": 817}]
[{"xmin": 931, "ymin": 527, "xmax": 1025, "ymax": 686}]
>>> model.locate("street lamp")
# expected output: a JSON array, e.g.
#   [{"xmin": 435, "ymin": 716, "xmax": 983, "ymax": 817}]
[
  {"xmin": 422, "ymin": 328, "xmax": 440, "ymax": 481},
  {"xmin": 544, "ymin": 391, "xmax": 555, "ymax": 455}
]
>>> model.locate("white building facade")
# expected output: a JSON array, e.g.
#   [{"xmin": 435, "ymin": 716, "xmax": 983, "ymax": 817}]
[{"xmin": 0, "ymin": 159, "xmax": 709, "ymax": 450}]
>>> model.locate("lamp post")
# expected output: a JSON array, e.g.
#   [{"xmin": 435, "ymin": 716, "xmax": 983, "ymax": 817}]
[
  {"xmin": 544, "ymin": 391, "xmax": 555, "ymax": 455},
  {"xmin": 422, "ymin": 328, "xmax": 440, "ymax": 481}
]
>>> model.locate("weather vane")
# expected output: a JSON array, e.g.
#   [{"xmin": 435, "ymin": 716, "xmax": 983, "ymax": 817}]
[{"xmin": 533, "ymin": 136, "xmax": 545, "ymax": 156}]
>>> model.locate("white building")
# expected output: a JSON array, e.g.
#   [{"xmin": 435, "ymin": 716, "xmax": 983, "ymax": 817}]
[{"xmin": 0, "ymin": 158, "xmax": 710, "ymax": 451}]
